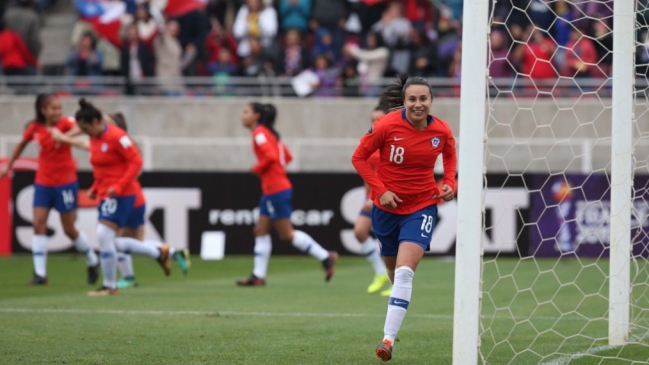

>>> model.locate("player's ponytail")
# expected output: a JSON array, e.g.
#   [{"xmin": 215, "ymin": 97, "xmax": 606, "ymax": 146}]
[
  {"xmin": 261, "ymin": 103, "xmax": 280, "ymax": 140},
  {"xmin": 75, "ymin": 98, "xmax": 103, "ymax": 124},
  {"xmin": 379, "ymin": 75, "xmax": 434, "ymax": 111},
  {"xmin": 111, "ymin": 112, "xmax": 128, "ymax": 132},
  {"xmin": 34, "ymin": 93, "xmax": 56, "ymax": 124}
]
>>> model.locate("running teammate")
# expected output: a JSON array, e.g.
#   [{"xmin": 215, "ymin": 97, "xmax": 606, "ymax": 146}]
[
  {"xmin": 50, "ymin": 112, "xmax": 190, "ymax": 290},
  {"xmin": 73, "ymin": 99, "xmax": 173, "ymax": 296},
  {"xmin": 237, "ymin": 103, "xmax": 337, "ymax": 286},
  {"xmin": 356, "ymin": 104, "xmax": 391, "ymax": 295},
  {"xmin": 351, "ymin": 75, "xmax": 457, "ymax": 362},
  {"xmin": 0, "ymin": 94, "xmax": 99, "ymax": 285}
]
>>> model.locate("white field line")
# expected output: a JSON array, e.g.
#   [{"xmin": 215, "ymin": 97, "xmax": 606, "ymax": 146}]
[
  {"xmin": 0, "ymin": 307, "xmax": 597, "ymax": 322},
  {"xmin": 540, "ymin": 329, "xmax": 649, "ymax": 365}
]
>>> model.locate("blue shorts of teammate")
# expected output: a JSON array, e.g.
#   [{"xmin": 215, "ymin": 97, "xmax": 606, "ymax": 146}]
[
  {"xmin": 124, "ymin": 204, "xmax": 146, "ymax": 230},
  {"xmin": 33, "ymin": 181, "xmax": 78, "ymax": 213},
  {"xmin": 371, "ymin": 204, "xmax": 438, "ymax": 257},
  {"xmin": 259, "ymin": 189, "xmax": 292, "ymax": 221},
  {"xmin": 359, "ymin": 207, "xmax": 372, "ymax": 218},
  {"xmin": 98, "ymin": 195, "xmax": 136, "ymax": 227}
]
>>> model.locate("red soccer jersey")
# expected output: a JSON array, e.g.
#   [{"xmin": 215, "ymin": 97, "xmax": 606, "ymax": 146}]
[
  {"xmin": 352, "ymin": 109, "xmax": 457, "ymax": 215},
  {"xmin": 22, "ymin": 117, "xmax": 77, "ymax": 187},
  {"xmin": 251, "ymin": 124, "xmax": 293, "ymax": 195},
  {"xmin": 88, "ymin": 124, "xmax": 143, "ymax": 200},
  {"xmin": 133, "ymin": 181, "xmax": 146, "ymax": 208},
  {"xmin": 368, "ymin": 150, "xmax": 380, "ymax": 171}
]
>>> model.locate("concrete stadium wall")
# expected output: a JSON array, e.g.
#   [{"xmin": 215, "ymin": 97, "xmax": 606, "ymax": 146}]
[{"xmin": 1, "ymin": 96, "xmax": 648, "ymax": 172}]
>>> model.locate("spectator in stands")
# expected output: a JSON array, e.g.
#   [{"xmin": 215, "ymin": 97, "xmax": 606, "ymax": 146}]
[
  {"xmin": 233, "ymin": 0, "xmax": 278, "ymax": 58},
  {"xmin": 205, "ymin": 17, "xmax": 239, "ymax": 70},
  {"xmin": 512, "ymin": 26, "xmax": 557, "ymax": 80},
  {"xmin": 279, "ymin": 29, "xmax": 308, "ymax": 76},
  {"xmin": 3, "ymin": 0, "xmax": 41, "ymax": 59},
  {"xmin": 436, "ymin": 13, "xmax": 460, "ymax": 77},
  {"xmin": 311, "ymin": 28, "xmax": 338, "ymax": 65},
  {"xmin": 66, "ymin": 32, "xmax": 103, "ymax": 77},
  {"xmin": 338, "ymin": 60, "xmax": 360, "ymax": 97},
  {"xmin": 154, "ymin": 19, "xmax": 186, "ymax": 94},
  {"xmin": 370, "ymin": 1, "xmax": 411, "ymax": 49},
  {"xmin": 408, "ymin": 28, "xmax": 436, "ymax": 77},
  {"xmin": 206, "ymin": 0, "xmax": 228, "ymax": 29},
  {"xmin": 560, "ymin": 28, "xmax": 599, "ymax": 79},
  {"xmin": 0, "ymin": 18, "xmax": 38, "ymax": 76},
  {"xmin": 208, "ymin": 48, "xmax": 239, "ymax": 76},
  {"xmin": 121, "ymin": 23, "xmax": 155, "ymax": 94},
  {"xmin": 448, "ymin": 42, "xmax": 461, "ymax": 80},
  {"xmin": 344, "ymin": 32, "xmax": 389, "ymax": 95},
  {"xmin": 310, "ymin": 0, "xmax": 347, "ymax": 54},
  {"xmin": 241, "ymin": 36, "xmax": 275, "ymax": 77},
  {"xmin": 311, "ymin": 54, "xmax": 338, "ymax": 97},
  {"xmin": 134, "ymin": 3, "xmax": 158, "ymax": 47},
  {"xmin": 440, "ymin": 0, "xmax": 462, "ymax": 22},
  {"xmin": 527, "ymin": 0, "xmax": 553, "ymax": 31},
  {"xmin": 593, "ymin": 19, "xmax": 612, "ymax": 74},
  {"xmin": 279, "ymin": 0, "xmax": 311, "ymax": 33},
  {"xmin": 488, "ymin": 29, "xmax": 514, "ymax": 79},
  {"xmin": 400, "ymin": 0, "xmax": 435, "ymax": 29}
]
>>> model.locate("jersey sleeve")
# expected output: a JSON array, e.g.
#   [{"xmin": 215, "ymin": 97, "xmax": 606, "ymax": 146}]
[
  {"xmin": 22, "ymin": 122, "xmax": 36, "ymax": 142},
  {"xmin": 281, "ymin": 142, "xmax": 293, "ymax": 166},
  {"xmin": 110, "ymin": 133, "xmax": 143, "ymax": 195},
  {"xmin": 351, "ymin": 120, "xmax": 388, "ymax": 199},
  {"xmin": 57, "ymin": 117, "xmax": 76, "ymax": 133},
  {"xmin": 252, "ymin": 130, "xmax": 279, "ymax": 175},
  {"xmin": 442, "ymin": 124, "xmax": 458, "ymax": 191}
]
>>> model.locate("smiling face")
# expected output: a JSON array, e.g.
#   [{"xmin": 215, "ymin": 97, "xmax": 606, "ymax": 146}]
[
  {"xmin": 403, "ymin": 84, "xmax": 433, "ymax": 125},
  {"xmin": 42, "ymin": 97, "xmax": 62, "ymax": 125}
]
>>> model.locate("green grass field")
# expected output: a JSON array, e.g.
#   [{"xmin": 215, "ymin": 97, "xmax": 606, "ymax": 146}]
[{"xmin": 1, "ymin": 254, "xmax": 648, "ymax": 364}]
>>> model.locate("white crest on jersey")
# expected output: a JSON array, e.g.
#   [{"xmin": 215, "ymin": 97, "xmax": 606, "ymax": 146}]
[
  {"xmin": 101, "ymin": 143, "xmax": 108, "ymax": 152},
  {"xmin": 254, "ymin": 133, "xmax": 267, "ymax": 146},
  {"xmin": 119, "ymin": 135, "xmax": 132, "ymax": 149}
]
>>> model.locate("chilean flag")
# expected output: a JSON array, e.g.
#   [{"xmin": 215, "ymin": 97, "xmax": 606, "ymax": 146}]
[
  {"xmin": 164, "ymin": 0, "xmax": 206, "ymax": 17},
  {"xmin": 75, "ymin": 0, "xmax": 126, "ymax": 48}
]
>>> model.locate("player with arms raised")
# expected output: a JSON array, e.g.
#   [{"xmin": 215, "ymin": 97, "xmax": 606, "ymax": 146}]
[{"xmin": 352, "ymin": 75, "xmax": 457, "ymax": 362}]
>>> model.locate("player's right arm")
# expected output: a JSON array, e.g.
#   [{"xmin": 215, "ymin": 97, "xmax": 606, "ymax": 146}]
[
  {"xmin": 50, "ymin": 128, "xmax": 89, "ymax": 150},
  {"xmin": 0, "ymin": 123, "xmax": 34, "ymax": 178},
  {"xmin": 251, "ymin": 131, "xmax": 280, "ymax": 175}
]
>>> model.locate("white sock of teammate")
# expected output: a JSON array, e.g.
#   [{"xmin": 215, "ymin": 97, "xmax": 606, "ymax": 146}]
[
  {"xmin": 73, "ymin": 231, "xmax": 98, "ymax": 267},
  {"xmin": 97, "ymin": 223, "xmax": 117, "ymax": 289},
  {"xmin": 114, "ymin": 237, "xmax": 161, "ymax": 258},
  {"xmin": 383, "ymin": 266, "xmax": 414, "ymax": 343},
  {"xmin": 135, "ymin": 239, "xmax": 176, "ymax": 256},
  {"xmin": 292, "ymin": 230, "xmax": 329, "ymax": 261},
  {"xmin": 360, "ymin": 238, "xmax": 386, "ymax": 275},
  {"xmin": 252, "ymin": 234, "xmax": 272, "ymax": 278},
  {"xmin": 117, "ymin": 253, "xmax": 134, "ymax": 278},
  {"xmin": 32, "ymin": 234, "xmax": 48, "ymax": 278}
]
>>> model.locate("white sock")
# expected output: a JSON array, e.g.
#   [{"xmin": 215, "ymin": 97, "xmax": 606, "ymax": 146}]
[
  {"xmin": 117, "ymin": 253, "xmax": 134, "ymax": 278},
  {"xmin": 292, "ymin": 230, "xmax": 329, "ymax": 261},
  {"xmin": 32, "ymin": 234, "xmax": 48, "ymax": 277},
  {"xmin": 73, "ymin": 231, "xmax": 98, "ymax": 267},
  {"xmin": 383, "ymin": 266, "xmax": 414, "ymax": 343},
  {"xmin": 141, "ymin": 239, "xmax": 175, "ymax": 256},
  {"xmin": 360, "ymin": 238, "xmax": 386, "ymax": 275},
  {"xmin": 97, "ymin": 223, "xmax": 117, "ymax": 289},
  {"xmin": 115, "ymin": 237, "xmax": 161, "ymax": 259},
  {"xmin": 252, "ymin": 235, "xmax": 272, "ymax": 278}
]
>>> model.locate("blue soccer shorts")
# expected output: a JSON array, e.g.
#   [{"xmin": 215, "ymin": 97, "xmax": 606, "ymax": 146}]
[
  {"xmin": 259, "ymin": 189, "xmax": 293, "ymax": 221},
  {"xmin": 371, "ymin": 204, "xmax": 438, "ymax": 257},
  {"xmin": 98, "ymin": 195, "xmax": 136, "ymax": 227},
  {"xmin": 33, "ymin": 181, "xmax": 79, "ymax": 213},
  {"xmin": 124, "ymin": 204, "xmax": 146, "ymax": 230}
]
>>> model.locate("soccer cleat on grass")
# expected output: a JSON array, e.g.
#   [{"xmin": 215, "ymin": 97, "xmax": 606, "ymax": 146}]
[
  {"xmin": 380, "ymin": 287, "xmax": 392, "ymax": 297},
  {"xmin": 28, "ymin": 274, "xmax": 48, "ymax": 286},
  {"xmin": 323, "ymin": 251, "xmax": 338, "ymax": 282},
  {"xmin": 87, "ymin": 286, "xmax": 119, "ymax": 296},
  {"xmin": 367, "ymin": 273, "xmax": 390, "ymax": 294},
  {"xmin": 172, "ymin": 249, "xmax": 191, "ymax": 276},
  {"xmin": 117, "ymin": 277, "xmax": 138, "ymax": 289},
  {"xmin": 87, "ymin": 264, "xmax": 99, "ymax": 285},
  {"xmin": 376, "ymin": 339, "xmax": 393, "ymax": 362},
  {"xmin": 157, "ymin": 244, "xmax": 172, "ymax": 276},
  {"xmin": 236, "ymin": 274, "xmax": 266, "ymax": 286}
]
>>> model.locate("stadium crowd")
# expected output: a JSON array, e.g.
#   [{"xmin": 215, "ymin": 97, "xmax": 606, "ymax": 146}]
[{"xmin": 0, "ymin": 0, "xmax": 631, "ymax": 95}]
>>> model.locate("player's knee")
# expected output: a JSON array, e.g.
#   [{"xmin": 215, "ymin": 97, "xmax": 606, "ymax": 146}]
[
  {"xmin": 96, "ymin": 223, "xmax": 116, "ymax": 250},
  {"xmin": 253, "ymin": 226, "xmax": 268, "ymax": 237},
  {"xmin": 63, "ymin": 226, "xmax": 78, "ymax": 240},
  {"xmin": 394, "ymin": 266, "xmax": 415, "ymax": 288},
  {"xmin": 354, "ymin": 227, "xmax": 369, "ymax": 242},
  {"xmin": 32, "ymin": 219, "xmax": 47, "ymax": 235},
  {"xmin": 278, "ymin": 231, "xmax": 293, "ymax": 242}
]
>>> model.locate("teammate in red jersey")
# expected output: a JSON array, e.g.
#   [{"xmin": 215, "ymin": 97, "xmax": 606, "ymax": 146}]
[
  {"xmin": 355, "ymin": 104, "xmax": 391, "ymax": 295},
  {"xmin": 352, "ymin": 75, "xmax": 457, "ymax": 362},
  {"xmin": 73, "ymin": 99, "xmax": 173, "ymax": 296},
  {"xmin": 0, "ymin": 94, "xmax": 99, "ymax": 286},
  {"xmin": 237, "ymin": 103, "xmax": 337, "ymax": 286}
]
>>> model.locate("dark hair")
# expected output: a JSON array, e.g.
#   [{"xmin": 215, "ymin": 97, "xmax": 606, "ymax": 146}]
[
  {"xmin": 111, "ymin": 112, "xmax": 127, "ymax": 132},
  {"xmin": 75, "ymin": 98, "xmax": 103, "ymax": 124},
  {"xmin": 374, "ymin": 103, "xmax": 390, "ymax": 113},
  {"xmin": 379, "ymin": 74, "xmax": 433, "ymax": 111},
  {"xmin": 81, "ymin": 31, "xmax": 97, "ymax": 49},
  {"xmin": 34, "ymin": 94, "xmax": 57, "ymax": 124},
  {"xmin": 249, "ymin": 102, "xmax": 280, "ymax": 139}
]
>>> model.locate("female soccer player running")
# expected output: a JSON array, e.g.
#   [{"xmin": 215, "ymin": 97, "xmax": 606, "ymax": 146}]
[
  {"xmin": 73, "ymin": 99, "xmax": 173, "ymax": 296},
  {"xmin": 352, "ymin": 75, "xmax": 457, "ymax": 362},
  {"xmin": 356, "ymin": 104, "xmax": 391, "ymax": 295},
  {"xmin": 51, "ymin": 112, "xmax": 190, "ymax": 290},
  {"xmin": 0, "ymin": 94, "xmax": 99, "ymax": 285},
  {"xmin": 237, "ymin": 103, "xmax": 337, "ymax": 286}
]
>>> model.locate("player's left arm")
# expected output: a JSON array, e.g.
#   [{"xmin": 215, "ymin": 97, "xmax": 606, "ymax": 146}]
[
  {"xmin": 110, "ymin": 135, "xmax": 143, "ymax": 196},
  {"xmin": 440, "ymin": 125, "xmax": 457, "ymax": 201},
  {"xmin": 251, "ymin": 133, "xmax": 279, "ymax": 174}
]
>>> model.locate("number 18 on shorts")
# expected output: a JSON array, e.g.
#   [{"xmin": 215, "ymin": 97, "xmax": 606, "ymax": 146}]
[{"xmin": 371, "ymin": 204, "xmax": 438, "ymax": 257}]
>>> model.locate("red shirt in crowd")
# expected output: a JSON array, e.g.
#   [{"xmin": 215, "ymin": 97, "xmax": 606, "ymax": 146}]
[
  {"xmin": 0, "ymin": 29, "xmax": 37, "ymax": 70},
  {"xmin": 164, "ymin": 0, "xmax": 205, "ymax": 17},
  {"xmin": 252, "ymin": 124, "xmax": 293, "ymax": 195},
  {"xmin": 205, "ymin": 32, "xmax": 239, "ymax": 65},
  {"xmin": 89, "ymin": 123, "xmax": 143, "ymax": 200},
  {"xmin": 22, "ymin": 117, "xmax": 78, "ymax": 187},
  {"xmin": 352, "ymin": 109, "xmax": 457, "ymax": 215},
  {"xmin": 521, "ymin": 38, "xmax": 557, "ymax": 79}
]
